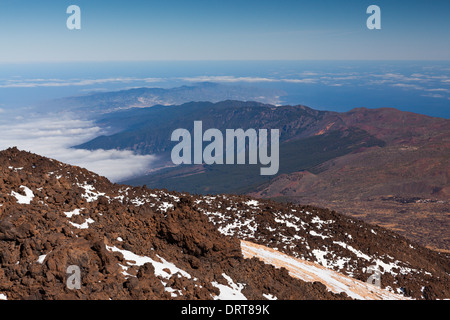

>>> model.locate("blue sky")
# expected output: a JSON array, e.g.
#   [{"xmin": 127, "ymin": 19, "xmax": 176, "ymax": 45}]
[{"xmin": 0, "ymin": 0, "xmax": 449, "ymax": 62}]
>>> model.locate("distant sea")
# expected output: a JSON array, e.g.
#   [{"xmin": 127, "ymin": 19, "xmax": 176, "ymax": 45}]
[{"xmin": 0, "ymin": 60, "xmax": 449, "ymax": 118}]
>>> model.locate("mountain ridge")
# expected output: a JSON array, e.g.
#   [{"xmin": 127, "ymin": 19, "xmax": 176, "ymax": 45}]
[
  {"xmin": 73, "ymin": 100, "xmax": 449, "ymax": 251},
  {"xmin": 41, "ymin": 82, "xmax": 285, "ymax": 117}
]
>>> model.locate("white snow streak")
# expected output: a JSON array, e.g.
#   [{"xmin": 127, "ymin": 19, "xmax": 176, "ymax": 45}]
[{"xmin": 11, "ymin": 186, "xmax": 34, "ymax": 204}]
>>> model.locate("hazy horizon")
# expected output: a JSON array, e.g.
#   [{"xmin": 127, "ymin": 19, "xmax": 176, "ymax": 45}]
[{"xmin": 1, "ymin": 60, "xmax": 448, "ymax": 118}]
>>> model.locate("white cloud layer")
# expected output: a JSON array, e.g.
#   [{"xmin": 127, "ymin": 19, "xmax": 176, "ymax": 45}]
[
  {"xmin": 178, "ymin": 76, "xmax": 318, "ymax": 84},
  {"xmin": 0, "ymin": 77, "xmax": 164, "ymax": 88},
  {"xmin": 0, "ymin": 114, "xmax": 156, "ymax": 182},
  {"xmin": 0, "ymin": 72, "xmax": 448, "ymax": 101}
]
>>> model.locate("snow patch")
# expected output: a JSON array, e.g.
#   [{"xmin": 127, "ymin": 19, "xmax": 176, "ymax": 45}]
[
  {"xmin": 37, "ymin": 254, "xmax": 47, "ymax": 264},
  {"xmin": 334, "ymin": 241, "xmax": 372, "ymax": 261},
  {"xmin": 212, "ymin": 273, "xmax": 247, "ymax": 300},
  {"xmin": 263, "ymin": 293, "xmax": 278, "ymax": 300},
  {"xmin": 106, "ymin": 245, "xmax": 191, "ymax": 280},
  {"xmin": 11, "ymin": 186, "xmax": 34, "ymax": 204},
  {"xmin": 77, "ymin": 183, "xmax": 106, "ymax": 202},
  {"xmin": 310, "ymin": 230, "xmax": 329, "ymax": 239},
  {"xmin": 245, "ymin": 200, "xmax": 260, "ymax": 207},
  {"xmin": 64, "ymin": 208, "xmax": 83, "ymax": 218},
  {"xmin": 159, "ymin": 202, "xmax": 174, "ymax": 212},
  {"xmin": 69, "ymin": 218, "xmax": 95, "ymax": 229}
]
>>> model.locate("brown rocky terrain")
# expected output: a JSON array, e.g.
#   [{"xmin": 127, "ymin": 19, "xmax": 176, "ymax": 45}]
[
  {"xmin": 0, "ymin": 148, "xmax": 449, "ymax": 300},
  {"xmin": 194, "ymin": 197, "xmax": 449, "ymax": 300},
  {"xmin": 0, "ymin": 147, "xmax": 349, "ymax": 301},
  {"xmin": 250, "ymin": 107, "xmax": 450, "ymax": 252}
]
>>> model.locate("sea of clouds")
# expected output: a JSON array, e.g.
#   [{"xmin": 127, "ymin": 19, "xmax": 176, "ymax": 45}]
[
  {"xmin": 0, "ymin": 113, "xmax": 156, "ymax": 182},
  {"xmin": 0, "ymin": 64, "xmax": 448, "ymax": 183},
  {"xmin": 1, "ymin": 72, "xmax": 447, "ymax": 100}
]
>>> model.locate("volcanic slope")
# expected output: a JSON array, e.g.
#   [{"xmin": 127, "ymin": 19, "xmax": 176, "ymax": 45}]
[{"xmin": 0, "ymin": 148, "xmax": 448, "ymax": 300}]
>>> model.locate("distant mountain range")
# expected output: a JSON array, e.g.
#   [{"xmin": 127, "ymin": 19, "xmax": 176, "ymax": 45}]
[
  {"xmin": 42, "ymin": 82, "xmax": 285, "ymax": 117},
  {"xmin": 74, "ymin": 98, "xmax": 450, "ymax": 252}
]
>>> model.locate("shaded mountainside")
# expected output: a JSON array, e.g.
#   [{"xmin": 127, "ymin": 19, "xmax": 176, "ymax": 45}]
[
  {"xmin": 77, "ymin": 101, "xmax": 448, "ymax": 156},
  {"xmin": 0, "ymin": 148, "xmax": 449, "ymax": 300},
  {"xmin": 125, "ymin": 127, "xmax": 385, "ymax": 195},
  {"xmin": 76, "ymin": 101, "xmax": 333, "ymax": 153},
  {"xmin": 76, "ymin": 100, "xmax": 449, "ymax": 252}
]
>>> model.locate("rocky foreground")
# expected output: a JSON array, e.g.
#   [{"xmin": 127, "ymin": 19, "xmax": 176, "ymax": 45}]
[{"xmin": 0, "ymin": 148, "xmax": 448, "ymax": 300}]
